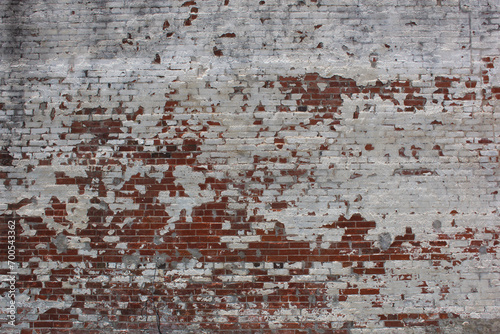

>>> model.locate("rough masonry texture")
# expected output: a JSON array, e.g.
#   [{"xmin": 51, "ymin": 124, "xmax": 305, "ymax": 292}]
[{"xmin": 1, "ymin": 0, "xmax": 500, "ymax": 333}]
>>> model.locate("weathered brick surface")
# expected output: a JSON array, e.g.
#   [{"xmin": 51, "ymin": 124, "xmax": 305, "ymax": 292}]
[{"xmin": 1, "ymin": 0, "xmax": 499, "ymax": 333}]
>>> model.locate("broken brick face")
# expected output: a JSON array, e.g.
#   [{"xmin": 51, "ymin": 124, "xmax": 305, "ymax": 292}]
[{"xmin": 1, "ymin": 0, "xmax": 499, "ymax": 333}]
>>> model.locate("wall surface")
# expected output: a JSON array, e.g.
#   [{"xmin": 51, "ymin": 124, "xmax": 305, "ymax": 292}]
[{"xmin": 1, "ymin": 0, "xmax": 500, "ymax": 333}]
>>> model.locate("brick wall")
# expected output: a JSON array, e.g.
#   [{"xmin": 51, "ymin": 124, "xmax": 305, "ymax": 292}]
[{"xmin": 1, "ymin": 0, "xmax": 499, "ymax": 333}]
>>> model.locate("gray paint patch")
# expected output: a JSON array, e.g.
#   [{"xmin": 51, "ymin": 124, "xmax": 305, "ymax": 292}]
[
  {"xmin": 379, "ymin": 232, "xmax": 392, "ymax": 251},
  {"xmin": 433, "ymin": 220, "xmax": 442, "ymax": 229},
  {"xmin": 187, "ymin": 249, "xmax": 203, "ymax": 259},
  {"xmin": 122, "ymin": 252, "xmax": 141, "ymax": 267},
  {"xmin": 52, "ymin": 234, "xmax": 68, "ymax": 253},
  {"xmin": 154, "ymin": 253, "xmax": 170, "ymax": 268}
]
